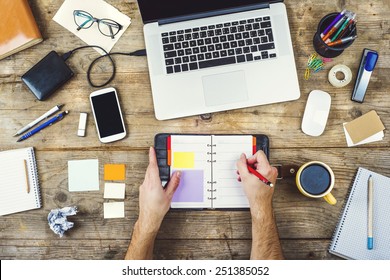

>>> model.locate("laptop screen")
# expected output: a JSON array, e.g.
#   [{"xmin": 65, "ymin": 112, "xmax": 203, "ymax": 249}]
[{"xmin": 137, "ymin": 0, "xmax": 274, "ymax": 23}]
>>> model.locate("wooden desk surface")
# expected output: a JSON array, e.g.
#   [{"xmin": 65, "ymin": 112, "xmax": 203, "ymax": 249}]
[{"xmin": 1, "ymin": 0, "xmax": 389, "ymax": 260}]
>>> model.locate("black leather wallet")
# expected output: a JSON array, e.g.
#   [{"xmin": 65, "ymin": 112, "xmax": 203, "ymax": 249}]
[{"xmin": 21, "ymin": 51, "xmax": 74, "ymax": 100}]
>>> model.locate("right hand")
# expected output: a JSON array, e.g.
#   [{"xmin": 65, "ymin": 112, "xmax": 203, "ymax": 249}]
[{"xmin": 236, "ymin": 151, "xmax": 278, "ymax": 209}]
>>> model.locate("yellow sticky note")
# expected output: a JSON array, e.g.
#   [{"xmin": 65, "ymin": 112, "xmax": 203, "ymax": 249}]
[
  {"xmin": 173, "ymin": 152, "xmax": 195, "ymax": 168},
  {"xmin": 104, "ymin": 164, "xmax": 126, "ymax": 181}
]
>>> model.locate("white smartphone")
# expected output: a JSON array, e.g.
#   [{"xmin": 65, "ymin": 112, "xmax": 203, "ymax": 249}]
[{"xmin": 90, "ymin": 87, "xmax": 126, "ymax": 143}]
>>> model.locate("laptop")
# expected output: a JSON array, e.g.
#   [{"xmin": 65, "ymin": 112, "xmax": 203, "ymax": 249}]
[{"xmin": 138, "ymin": 0, "xmax": 300, "ymax": 120}]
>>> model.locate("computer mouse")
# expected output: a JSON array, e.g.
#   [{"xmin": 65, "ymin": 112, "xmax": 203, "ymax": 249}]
[{"xmin": 301, "ymin": 90, "xmax": 331, "ymax": 136}]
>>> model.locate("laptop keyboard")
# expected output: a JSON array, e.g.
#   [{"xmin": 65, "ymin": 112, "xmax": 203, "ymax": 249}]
[{"xmin": 161, "ymin": 16, "xmax": 276, "ymax": 74}]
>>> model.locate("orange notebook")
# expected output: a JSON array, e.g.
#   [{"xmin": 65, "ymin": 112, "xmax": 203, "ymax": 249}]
[{"xmin": 0, "ymin": 0, "xmax": 43, "ymax": 60}]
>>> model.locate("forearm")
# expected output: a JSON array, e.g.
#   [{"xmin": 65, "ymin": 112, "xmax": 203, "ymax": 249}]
[
  {"xmin": 250, "ymin": 203, "xmax": 284, "ymax": 260},
  {"xmin": 125, "ymin": 220, "xmax": 159, "ymax": 260}
]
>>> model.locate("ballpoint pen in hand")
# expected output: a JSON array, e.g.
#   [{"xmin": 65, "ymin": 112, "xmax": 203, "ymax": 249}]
[
  {"xmin": 17, "ymin": 111, "xmax": 69, "ymax": 142},
  {"xmin": 247, "ymin": 165, "xmax": 274, "ymax": 187},
  {"xmin": 14, "ymin": 104, "xmax": 64, "ymax": 136}
]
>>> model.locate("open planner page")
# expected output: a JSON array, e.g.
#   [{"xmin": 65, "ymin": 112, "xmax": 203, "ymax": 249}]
[
  {"xmin": 170, "ymin": 135, "xmax": 212, "ymax": 208},
  {"xmin": 212, "ymin": 135, "xmax": 253, "ymax": 208}
]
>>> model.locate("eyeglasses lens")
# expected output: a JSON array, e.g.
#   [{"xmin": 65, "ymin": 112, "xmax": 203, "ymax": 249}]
[
  {"xmin": 99, "ymin": 19, "xmax": 121, "ymax": 37},
  {"xmin": 74, "ymin": 11, "xmax": 94, "ymax": 29}
]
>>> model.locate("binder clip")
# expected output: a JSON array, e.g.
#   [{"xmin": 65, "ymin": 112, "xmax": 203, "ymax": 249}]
[{"xmin": 351, "ymin": 49, "xmax": 378, "ymax": 103}]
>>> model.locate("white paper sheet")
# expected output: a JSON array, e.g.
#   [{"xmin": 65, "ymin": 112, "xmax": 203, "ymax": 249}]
[
  {"xmin": 68, "ymin": 159, "xmax": 99, "ymax": 192},
  {"xmin": 104, "ymin": 182, "xmax": 125, "ymax": 199},
  {"xmin": 104, "ymin": 202, "xmax": 125, "ymax": 218},
  {"xmin": 53, "ymin": 0, "xmax": 131, "ymax": 54}
]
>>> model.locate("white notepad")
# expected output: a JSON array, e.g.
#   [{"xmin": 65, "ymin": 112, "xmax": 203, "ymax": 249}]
[
  {"xmin": 68, "ymin": 159, "xmax": 99, "ymax": 192},
  {"xmin": 329, "ymin": 167, "xmax": 390, "ymax": 259},
  {"xmin": 0, "ymin": 147, "xmax": 41, "ymax": 216}
]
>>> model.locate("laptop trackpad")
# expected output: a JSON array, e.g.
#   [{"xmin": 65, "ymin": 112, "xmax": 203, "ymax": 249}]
[{"xmin": 202, "ymin": 71, "xmax": 248, "ymax": 107}]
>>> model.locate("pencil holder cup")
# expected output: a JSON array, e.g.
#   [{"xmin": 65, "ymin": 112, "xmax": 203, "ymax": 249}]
[{"xmin": 313, "ymin": 13, "xmax": 357, "ymax": 58}]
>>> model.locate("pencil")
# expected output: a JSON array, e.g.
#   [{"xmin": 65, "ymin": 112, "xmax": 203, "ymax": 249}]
[
  {"xmin": 367, "ymin": 175, "xmax": 373, "ymax": 250},
  {"xmin": 24, "ymin": 159, "xmax": 30, "ymax": 193}
]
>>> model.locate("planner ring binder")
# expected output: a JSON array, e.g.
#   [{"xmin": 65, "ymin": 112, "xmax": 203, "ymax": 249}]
[{"xmin": 154, "ymin": 133, "xmax": 269, "ymax": 209}]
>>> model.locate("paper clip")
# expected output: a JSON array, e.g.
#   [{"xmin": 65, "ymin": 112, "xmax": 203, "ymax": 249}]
[{"xmin": 304, "ymin": 53, "xmax": 327, "ymax": 80}]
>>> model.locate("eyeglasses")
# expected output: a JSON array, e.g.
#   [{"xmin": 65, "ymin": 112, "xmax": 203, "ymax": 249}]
[{"xmin": 73, "ymin": 10, "xmax": 123, "ymax": 39}]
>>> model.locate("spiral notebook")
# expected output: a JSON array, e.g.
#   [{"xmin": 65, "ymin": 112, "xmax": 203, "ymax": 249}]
[
  {"xmin": 155, "ymin": 134, "xmax": 269, "ymax": 209},
  {"xmin": 0, "ymin": 147, "xmax": 41, "ymax": 216},
  {"xmin": 329, "ymin": 167, "xmax": 390, "ymax": 259}
]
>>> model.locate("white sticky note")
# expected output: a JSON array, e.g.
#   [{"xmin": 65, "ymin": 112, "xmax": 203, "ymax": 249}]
[
  {"xmin": 104, "ymin": 183, "xmax": 125, "ymax": 199},
  {"xmin": 53, "ymin": 0, "xmax": 131, "ymax": 54},
  {"xmin": 104, "ymin": 202, "xmax": 125, "ymax": 219},
  {"xmin": 68, "ymin": 159, "xmax": 99, "ymax": 192}
]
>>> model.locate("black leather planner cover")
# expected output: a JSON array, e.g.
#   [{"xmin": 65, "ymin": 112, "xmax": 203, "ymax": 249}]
[
  {"xmin": 154, "ymin": 133, "xmax": 269, "ymax": 182},
  {"xmin": 21, "ymin": 51, "xmax": 74, "ymax": 100}
]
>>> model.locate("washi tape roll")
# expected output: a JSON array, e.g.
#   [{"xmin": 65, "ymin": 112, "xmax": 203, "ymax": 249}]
[{"xmin": 328, "ymin": 64, "xmax": 353, "ymax": 87}]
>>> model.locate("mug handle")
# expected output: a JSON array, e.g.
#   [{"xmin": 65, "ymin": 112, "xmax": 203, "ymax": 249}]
[{"xmin": 323, "ymin": 192, "xmax": 337, "ymax": 205}]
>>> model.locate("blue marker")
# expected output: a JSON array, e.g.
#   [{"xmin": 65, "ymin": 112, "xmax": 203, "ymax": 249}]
[{"xmin": 17, "ymin": 111, "xmax": 69, "ymax": 142}]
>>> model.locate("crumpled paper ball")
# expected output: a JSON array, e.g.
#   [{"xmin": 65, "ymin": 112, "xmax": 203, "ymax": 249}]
[{"xmin": 47, "ymin": 206, "xmax": 78, "ymax": 237}]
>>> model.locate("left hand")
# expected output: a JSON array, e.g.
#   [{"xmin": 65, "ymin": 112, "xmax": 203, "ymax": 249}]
[{"xmin": 138, "ymin": 147, "xmax": 181, "ymax": 233}]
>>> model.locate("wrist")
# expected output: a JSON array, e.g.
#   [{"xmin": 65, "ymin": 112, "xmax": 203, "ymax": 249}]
[
  {"xmin": 250, "ymin": 201, "xmax": 273, "ymax": 222},
  {"xmin": 136, "ymin": 217, "xmax": 161, "ymax": 236}
]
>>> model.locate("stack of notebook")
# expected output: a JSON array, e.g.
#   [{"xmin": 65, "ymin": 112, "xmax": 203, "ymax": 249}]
[{"xmin": 0, "ymin": 0, "xmax": 43, "ymax": 60}]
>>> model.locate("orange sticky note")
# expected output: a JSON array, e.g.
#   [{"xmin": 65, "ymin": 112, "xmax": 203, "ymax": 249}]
[{"xmin": 104, "ymin": 164, "xmax": 126, "ymax": 181}]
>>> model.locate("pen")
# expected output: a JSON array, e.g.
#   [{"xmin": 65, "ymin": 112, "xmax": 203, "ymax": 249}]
[
  {"xmin": 367, "ymin": 175, "xmax": 373, "ymax": 250},
  {"xmin": 322, "ymin": 15, "xmax": 348, "ymax": 42},
  {"xmin": 336, "ymin": 19, "xmax": 356, "ymax": 40},
  {"xmin": 14, "ymin": 104, "xmax": 64, "ymax": 136},
  {"xmin": 346, "ymin": 24, "xmax": 357, "ymax": 37},
  {"xmin": 17, "ymin": 111, "xmax": 69, "ymax": 142},
  {"xmin": 247, "ymin": 165, "xmax": 274, "ymax": 187},
  {"xmin": 327, "ymin": 35, "xmax": 357, "ymax": 47},
  {"xmin": 329, "ymin": 13, "xmax": 356, "ymax": 42},
  {"xmin": 321, "ymin": 9, "xmax": 346, "ymax": 38}
]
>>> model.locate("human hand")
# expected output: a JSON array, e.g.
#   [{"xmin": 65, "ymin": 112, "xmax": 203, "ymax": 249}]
[
  {"xmin": 138, "ymin": 147, "xmax": 181, "ymax": 233},
  {"xmin": 236, "ymin": 151, "xmax": 278, "ymax": 210}
]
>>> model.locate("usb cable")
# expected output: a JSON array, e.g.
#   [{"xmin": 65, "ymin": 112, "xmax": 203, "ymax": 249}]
[{"xmin": 61, "ymin": 45, "xmax": 146, "ymax": 88}]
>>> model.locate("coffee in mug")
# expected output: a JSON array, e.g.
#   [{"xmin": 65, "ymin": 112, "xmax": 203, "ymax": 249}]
[{"xmin": 296, "ymin": 161, "xmax": 337, "ymax": 205}]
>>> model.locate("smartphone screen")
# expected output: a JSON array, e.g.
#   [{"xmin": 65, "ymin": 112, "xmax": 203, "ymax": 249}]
[{"xmin": 90, "ymin": 90, "xmax": 125, "ymax": 138}]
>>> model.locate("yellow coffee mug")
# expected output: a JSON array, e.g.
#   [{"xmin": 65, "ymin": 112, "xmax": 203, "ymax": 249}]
[{"xmin": 296, "ymin": 161, "xmax": 337, "ymax": 205}]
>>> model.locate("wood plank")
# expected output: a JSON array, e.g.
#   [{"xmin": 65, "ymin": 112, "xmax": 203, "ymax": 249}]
[
  {"xmin": 0, "ymin": 239, "xmax": 340, "ymax": 260},
  {"xmin": 1, "ymin": 72, "xmax": 390, "ymax": 150},
  {"xmin": 1, "ymin": 0, "xmax": 389, "ymax": 260},
  {"xmin": 0, "ymin": 148, "xmax": 389, "ymax": 242}
]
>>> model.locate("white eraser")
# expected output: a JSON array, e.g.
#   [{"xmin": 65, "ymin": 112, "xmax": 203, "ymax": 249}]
[{"xmin": 77, "ymin": 113, "xmax": 87, "ymax": 137}]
